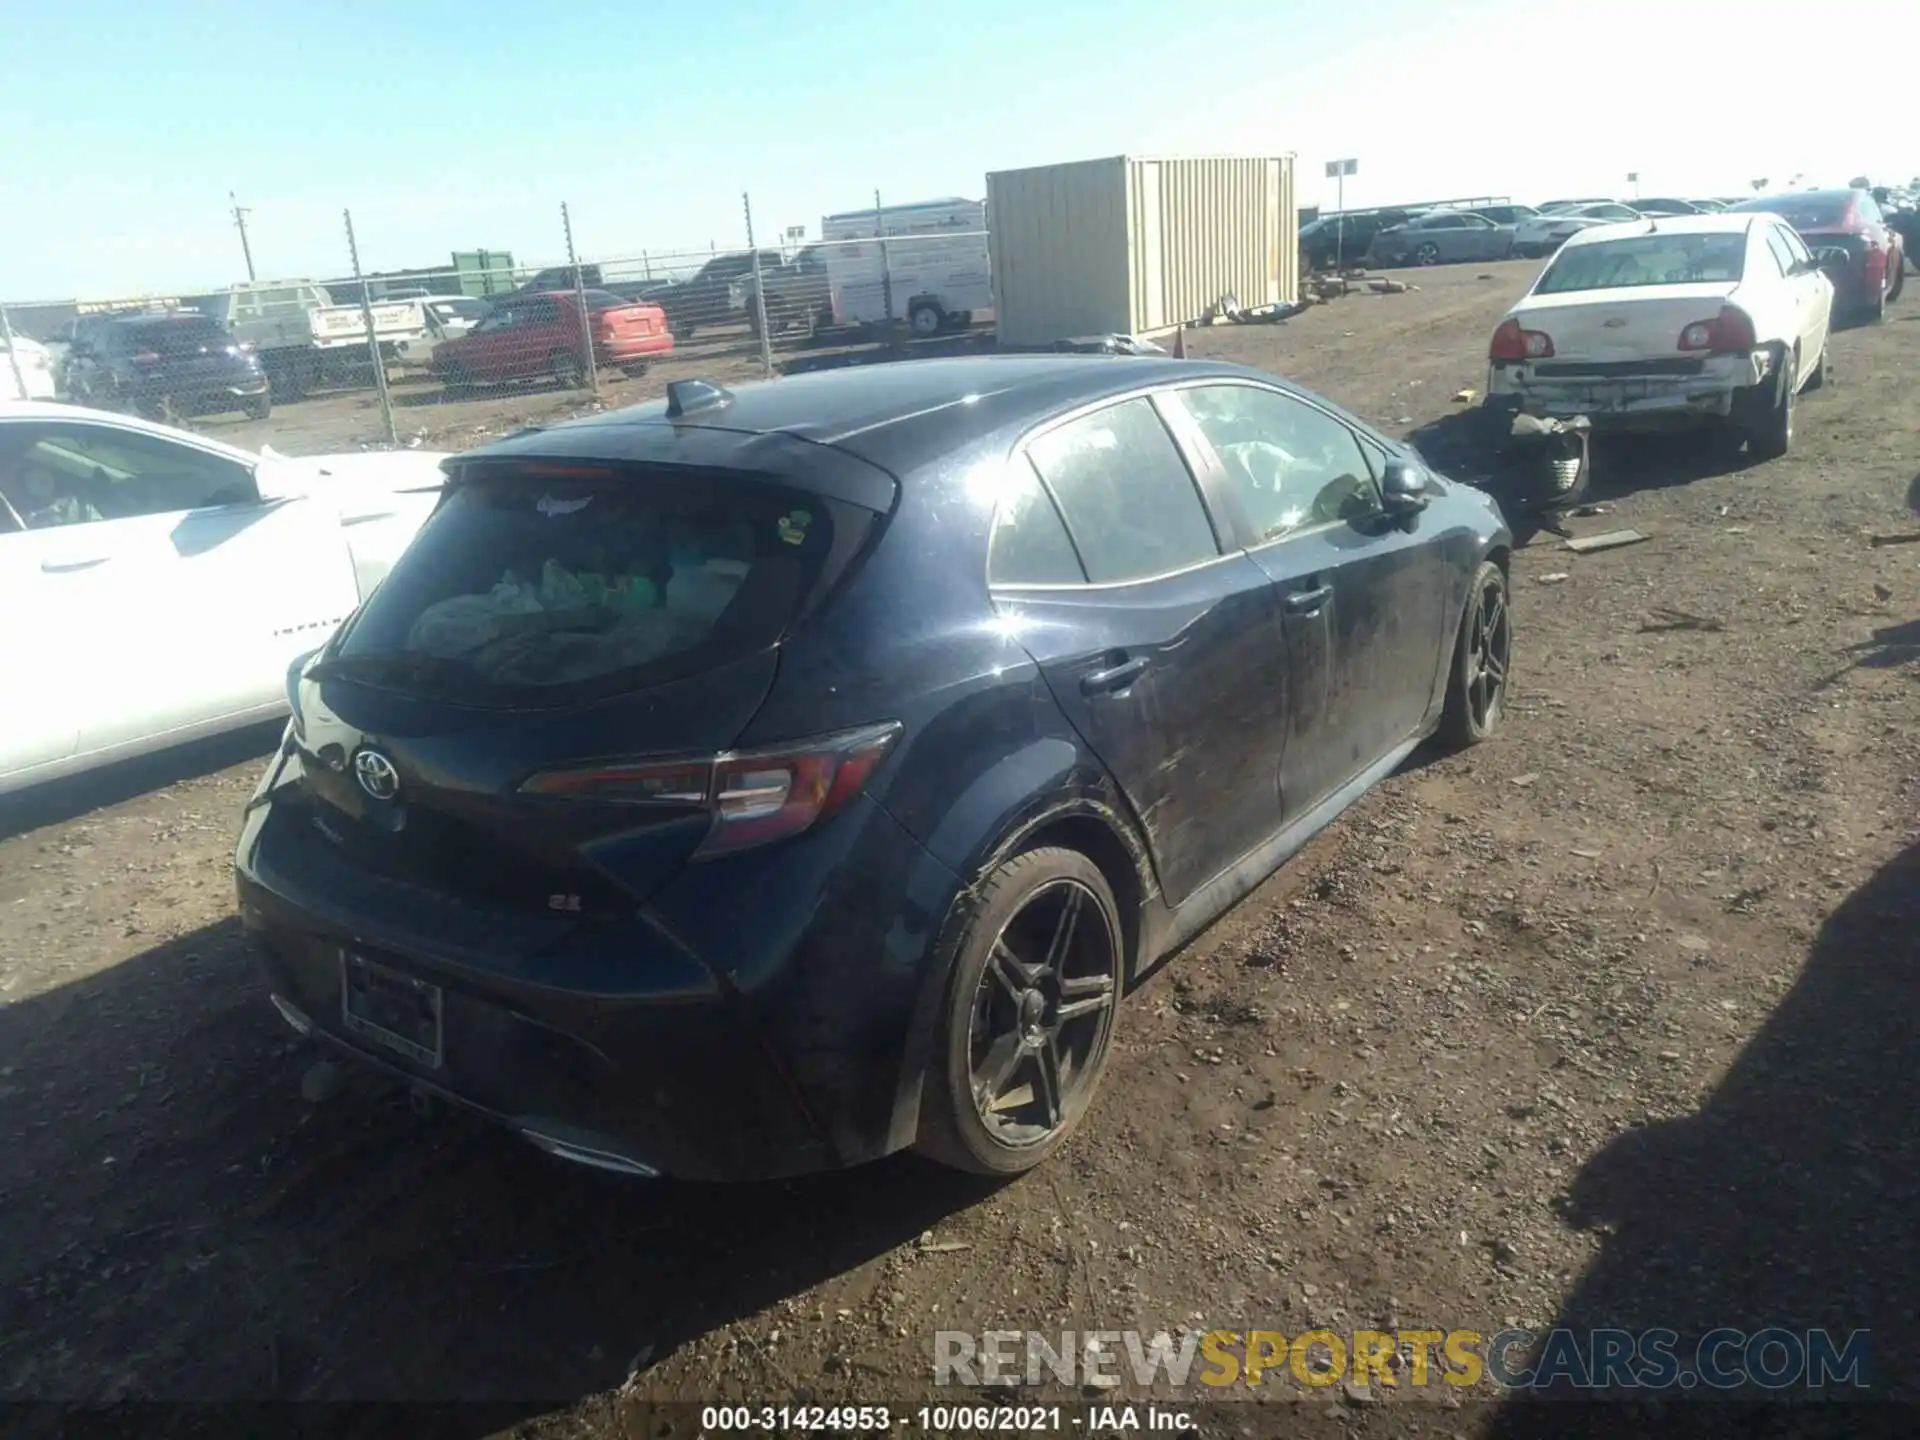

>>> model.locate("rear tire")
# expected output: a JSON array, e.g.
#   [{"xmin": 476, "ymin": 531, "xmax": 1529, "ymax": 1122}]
[
  {"xmin": 1414, "ymin": 241, "xmax": 1441, "ymax": 266},
  {"xmin": 1743, "ymin": 344, "xmax": 1795, "ymax": 461},
  {"xmin": 1888, "ymin": 254, "xmax": 1906, "ymax": 302},
  {"xmin": 550, "ymin": 348, "xmax": 586, "ymax": 389},
  {"xmin": 243, "ymin": 392, "xmax": 272, "ymax": 421},
  {"xmin": 916, "ymin": 847, "xmax": 1124, "ymax": 1177},
  {"xmin": 439, "ymin": 362, "xmax": 473, "ymax": 399},
  {"xmin": 908, "ymin": 302, "xmax": 944, "ymax": 338},
  {"xmin": 1438, "ymin": 560, "xmax": 1510, "ymax": 749},
  {"xmin": 1805, "ymin": 344, "xmax": 1831, "ymax": 392},
  {"xmin": 619, "ymin": 362, "xmax": 650, "ymax": 379}
]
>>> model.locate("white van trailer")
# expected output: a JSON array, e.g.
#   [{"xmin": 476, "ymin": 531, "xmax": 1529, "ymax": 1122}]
[{"xmin": 820, "ymin": 197, "xmax": 993, "ymax": 335}]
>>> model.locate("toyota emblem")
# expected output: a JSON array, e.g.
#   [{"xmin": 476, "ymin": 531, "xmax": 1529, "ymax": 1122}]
[{"xmin": 353, "ymin": 748, "xmax": 400, "ymax": 801}]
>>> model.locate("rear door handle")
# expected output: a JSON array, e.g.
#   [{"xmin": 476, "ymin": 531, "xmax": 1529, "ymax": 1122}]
[
  {"xmin": 1080, "ymin": 655, "xmax": 1149, "ymax": 696},
  {"xmin": 41, "ymin": 555, "xmax": 111, "ymax": 573},
  {"xmin": 1284, "ymin": 584, "xmax": 1333, "ymax": 612}
]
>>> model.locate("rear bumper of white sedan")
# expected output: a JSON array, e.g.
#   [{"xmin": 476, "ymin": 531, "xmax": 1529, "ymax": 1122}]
[{"xmin": 1487, "ymin": 351, "xmax": 1769, "ymax": 430}]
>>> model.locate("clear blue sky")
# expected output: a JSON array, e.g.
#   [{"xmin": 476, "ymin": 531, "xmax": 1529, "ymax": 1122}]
[{"xmin": 4, "ymin": 0, "xmax": 1912, "ymax": 300}]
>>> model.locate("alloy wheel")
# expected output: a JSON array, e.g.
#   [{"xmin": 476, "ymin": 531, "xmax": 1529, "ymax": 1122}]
[
  {"xmin": 966, "ymin": 878, "xmax": 1119, "ymax": 1148},
  {"xmin": 1467, "ymin": 575, "xmax": 1510, "ymax": 732}
]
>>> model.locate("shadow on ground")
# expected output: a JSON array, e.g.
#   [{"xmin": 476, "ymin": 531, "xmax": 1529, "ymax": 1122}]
[
  {"xmin": 0, "ymin": 721, "xmax": 282, "ymax": 842},
  {"xmin": 0, "ymin": 916, "xmax": 995, "ymax": 1425},
  {"xmin": 1479, "ymin": 837, "xmax": 1920, "ymax": 1435}
]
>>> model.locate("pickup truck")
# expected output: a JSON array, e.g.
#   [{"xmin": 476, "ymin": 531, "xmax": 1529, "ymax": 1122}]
[{"xmin": 185, "ymin": 281, "xmax": 430, "ymax": 399}]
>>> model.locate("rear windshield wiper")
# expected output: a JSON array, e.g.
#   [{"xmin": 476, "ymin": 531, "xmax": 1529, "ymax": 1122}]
[{"xmin": 303, "ymin": 651, "xmax": 471, "ymax": 690}]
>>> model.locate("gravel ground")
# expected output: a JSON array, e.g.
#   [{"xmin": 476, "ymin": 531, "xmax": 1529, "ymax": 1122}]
[{"xmin": 2, "ymin": 261, "xmax": 1917, "ymax": 1437}]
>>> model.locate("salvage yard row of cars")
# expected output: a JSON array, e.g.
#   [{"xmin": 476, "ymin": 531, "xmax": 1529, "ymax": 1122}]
[
  {"xmin": 0, "ymin": 176, "xmax": 1904, "ymax": 1185},
  {"xmin": 1304, "ymin": 184, "xmax": 1920, "ymax": 300}
]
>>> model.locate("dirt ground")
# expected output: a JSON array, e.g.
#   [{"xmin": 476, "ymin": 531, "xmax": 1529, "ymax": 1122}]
[{"xmin": 4, "ymin": 261, "xmax": 1918, "ymax": 1436}]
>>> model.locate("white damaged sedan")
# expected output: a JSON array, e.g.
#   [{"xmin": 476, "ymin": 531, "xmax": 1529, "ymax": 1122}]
[
  {"xmin": 0, "ymin": 401, "xmax": 448, "ymax": 795},
  {"xmin": 1487, "ymin": 212, "xmax": 1834, "ymax": 459}
]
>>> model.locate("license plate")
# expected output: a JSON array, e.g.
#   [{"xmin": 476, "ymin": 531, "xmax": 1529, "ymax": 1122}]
[{"xmin": 340, "ymin": 951, "xmax": 443, "ymax": 1068}]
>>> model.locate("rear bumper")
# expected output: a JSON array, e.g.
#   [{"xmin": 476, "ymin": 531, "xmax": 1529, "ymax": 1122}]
[
  {"xmin": 1487, "ymin": 351, "xmax": 1765, "ymax": 429},
  {"xmin": 233, "ymin": 770, "xmax": 959, "ymax": 1182},
  {"xmin": 597, "ymin": 335, "xmax": 675, "ymax": 362}
]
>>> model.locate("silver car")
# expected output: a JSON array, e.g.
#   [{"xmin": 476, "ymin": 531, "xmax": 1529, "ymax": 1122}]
[{"xmin": 1366, "ymin": 210, "xmax": 1517, "ymax": 267}]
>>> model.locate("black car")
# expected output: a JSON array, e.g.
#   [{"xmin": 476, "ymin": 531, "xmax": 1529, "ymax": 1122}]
[
  {"xmin": 650, "ymin": 251, "xmax": 784, "ymax": 338},
  {"xmin": 235, "ymin": 357, "xmax": 1513, "ymax": 1181},
  {"xmin": 1299, "ymin": 210, "xmax": 1425, "ymax": 270},
  {"xmin": 65, "ymin": 311, "xmax": 270, "ymax": 420}
]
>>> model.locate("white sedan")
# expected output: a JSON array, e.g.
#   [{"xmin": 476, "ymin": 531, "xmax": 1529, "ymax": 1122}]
[
  {"xmin": 0, "ymin": 401, "xmax": 447, "ymax": 795},
  {"xmin": 1, "ymin": 334, "xmax": 58, "ymax": 400},
  {"xmin": 1485, "ymin": 212, "xmax": 1834, "ymax": 458},
  {"xmin": 1514, "ymin": 201, "xmax": 1646, "ymax": 257}
]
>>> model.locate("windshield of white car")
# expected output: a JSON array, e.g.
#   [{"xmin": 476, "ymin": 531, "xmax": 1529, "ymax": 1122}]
[
  {"xmin": 428, "ymin": 298, "xmax": 487, "ymax": 322},
  {"xmin": 1534, "ymin": 234, "xmax": 1747, "ymax": 293}
]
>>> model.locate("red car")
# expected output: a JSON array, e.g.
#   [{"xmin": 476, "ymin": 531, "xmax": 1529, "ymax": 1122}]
[
  {"xmin": 432, "ymin": 289, "xmax": 674, "ymax": 392},
  {"xmin": 1728, "ymin": 188, "xmax": 1906, "ymax": 323}
]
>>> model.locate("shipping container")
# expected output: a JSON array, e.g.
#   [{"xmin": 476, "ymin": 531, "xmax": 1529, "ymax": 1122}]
[{"xmin": 986, "ymin": 154, "xmax": 1296, "ymax": 348}]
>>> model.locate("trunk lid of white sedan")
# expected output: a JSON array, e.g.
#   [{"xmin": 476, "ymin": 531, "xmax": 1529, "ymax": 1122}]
[{"xmin": 1509, "ymin": 282, "xmax": 1740, "ymax": 363}]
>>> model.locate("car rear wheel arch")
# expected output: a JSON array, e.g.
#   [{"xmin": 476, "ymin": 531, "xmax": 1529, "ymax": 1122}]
[{"xmin": 886, "ymin": 789, "xmax": 1152, "ymax": 1156}]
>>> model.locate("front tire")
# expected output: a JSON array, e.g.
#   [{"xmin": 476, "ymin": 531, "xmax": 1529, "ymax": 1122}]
[
  {"xmin": 917, "ymin": 847, "xmax": 1124, "ymax": 1176},
  {"xmin": 243, "ymin": 391, "xmax": 272, "ymax": 421},
  {"xmin": 1414, "ymin": 242, "xmax": 1441, "ymax": 266},
  {"xmin": 1438, "ymin": 560, "xmax": 1511, "ymax": 749}
]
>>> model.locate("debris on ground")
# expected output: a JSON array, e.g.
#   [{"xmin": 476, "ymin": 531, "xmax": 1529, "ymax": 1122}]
[
  {"xmin": 1640, "ymin": 607, "xmax": 1726, "ymax": 633},
  {"xmin": 1538, "ymin": 572, "xmax": 1571, "ymax": 584},
  {"xmin": 1367, "ymin": 279, "xmax": 1410, "ymax": 294},
  {"xmin": 1563, "ymin": 528, "xmax": 1648, "ymax": 554},
  {"xmin": 1453, "ymin": 388, "xmax": 1477, "ymax": 404},
  {"xmin": 1868, "ymin": 532, "xmax": 1920, "ymax": 548},
  {"xmin": 1049, "ymin": 334, "xmax": 1166, "ymax": 356}
]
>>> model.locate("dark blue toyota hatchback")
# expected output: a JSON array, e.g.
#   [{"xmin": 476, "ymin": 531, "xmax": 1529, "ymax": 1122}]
[{"xmin": 235, "ymin": 356, "xmax": 1512, "ymax": 1181}]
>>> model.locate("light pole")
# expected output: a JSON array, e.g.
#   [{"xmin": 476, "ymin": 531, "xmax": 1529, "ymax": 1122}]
[
  {"xmin": 1325, "ymin": 157, "xmax": 1358, "ymax": 267},
  {"xmin": 230, "ymin": 191, "xmax": 256, "ymax": 281}
]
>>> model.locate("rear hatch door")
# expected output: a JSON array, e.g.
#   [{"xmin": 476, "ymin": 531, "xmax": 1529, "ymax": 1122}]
[{"xmin": 283, "ymin": 454, "xmax": 882, "ymax": 916}]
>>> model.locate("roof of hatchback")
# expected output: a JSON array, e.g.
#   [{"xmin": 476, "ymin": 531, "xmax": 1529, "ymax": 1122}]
[{"xmin": 519, "ymin": 354, "xmax": 1256, "ymax": 474}]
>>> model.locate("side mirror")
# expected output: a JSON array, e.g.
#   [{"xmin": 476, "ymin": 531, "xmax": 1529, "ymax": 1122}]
[{"xmin": 1380, "ymin": 457, "xmax": 1432, "ymax": 514}]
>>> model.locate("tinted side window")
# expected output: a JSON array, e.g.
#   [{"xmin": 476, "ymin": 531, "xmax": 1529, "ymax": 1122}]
[
  {"xmin": 522, "ymin": 299, "xmax": 564, "ymax": 326},
  {"xmin": 1027, "ymin": 398, "xmax": 1219, "ymax": 584},
  {"xmin": 988, "ymin": 458, "xmax": 1085, "ymax": 586},
  {"xmin": 1778, "ymin": 226, "xmax": 1813, "ymax": 267},
  {"xmin": 1176, "ymin": 384, "xmax": 1380, "ymax": 543}
]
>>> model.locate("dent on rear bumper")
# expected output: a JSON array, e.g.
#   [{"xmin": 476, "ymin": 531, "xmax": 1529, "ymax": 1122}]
[
  {"xmin": 234, "ymin": 791, "xmax": 959, "ymax": 1181},
  {"xmin": 1487, "ymin": 351, "xmax": 1765, "ymax": 422}
]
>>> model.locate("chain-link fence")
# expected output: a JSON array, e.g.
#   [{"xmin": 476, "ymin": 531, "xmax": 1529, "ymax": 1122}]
[{"xmin": 0, "ymin": 192, "xmax": 995, "ymax": 443}]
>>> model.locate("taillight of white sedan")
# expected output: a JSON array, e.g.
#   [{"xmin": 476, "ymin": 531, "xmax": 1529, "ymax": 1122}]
[{"xmin": 1485, "ymin": 213, "xmax": 1835, "ymax": 461}]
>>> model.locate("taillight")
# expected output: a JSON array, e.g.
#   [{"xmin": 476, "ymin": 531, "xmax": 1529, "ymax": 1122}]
[
  {"xmin": 1678, "ymin": 306, "xmax": 1755, "ymax": 353},
  {"xmin": 518, "ymin": 721, "xmax": 902, "ymax": 858},
  {"xmin": 1490, "ymin": 318, "xmax": 1553, "ymax": 361}
]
